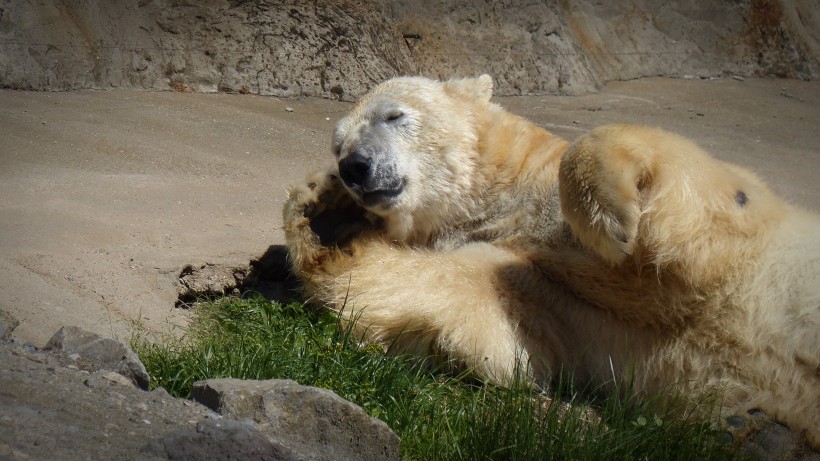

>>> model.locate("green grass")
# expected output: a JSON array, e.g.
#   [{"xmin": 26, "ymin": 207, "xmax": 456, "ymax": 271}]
[{"xmin": 134, "ymin": 296, "xmax": 742, "ymax": 461}]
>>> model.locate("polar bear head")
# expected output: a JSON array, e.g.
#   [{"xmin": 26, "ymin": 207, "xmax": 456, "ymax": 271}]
[{"xmin": 332, "ymin": 75, "xmax": 494, "ymax": 240}]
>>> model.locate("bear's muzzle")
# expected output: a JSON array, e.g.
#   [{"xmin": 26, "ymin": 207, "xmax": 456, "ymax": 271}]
[{"xmin": 339, "ymin": 151, "xmax": 405, "ymax": 208}]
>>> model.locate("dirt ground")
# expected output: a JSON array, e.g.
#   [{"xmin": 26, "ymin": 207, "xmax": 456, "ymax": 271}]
[{"xmin": 0, "ymin": 77, "xmax": 818, "ymax": 347}]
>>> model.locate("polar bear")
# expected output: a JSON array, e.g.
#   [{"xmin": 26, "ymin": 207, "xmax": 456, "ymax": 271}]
[{"xmin": 283, "ymin": 75, "xmax": 820, "ymax": 447}]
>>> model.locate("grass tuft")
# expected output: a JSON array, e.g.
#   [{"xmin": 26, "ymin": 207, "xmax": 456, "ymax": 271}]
[{"xmin": 134, "ymin": 296, "xmax": 742, "ymax": 460}]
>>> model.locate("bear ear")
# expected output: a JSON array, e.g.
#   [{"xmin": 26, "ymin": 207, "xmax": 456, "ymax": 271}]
[{"xmin": 443, "ymin": 74, "xmax": 494, "ymax": 103}]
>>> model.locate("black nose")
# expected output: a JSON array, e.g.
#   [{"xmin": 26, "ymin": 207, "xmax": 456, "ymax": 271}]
[{"xmin": 338, "ymin": 152, "xmax": 372, "ymax": 189}]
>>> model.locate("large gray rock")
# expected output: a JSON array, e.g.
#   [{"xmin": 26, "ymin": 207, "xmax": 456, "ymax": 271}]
[
  {"xmin": 144, "ymin": 419, "xmax": 299, "ymax": 461},
  {"xmin": 0, "ymin": 338, "xmax": 221, "ymax": 460},
  {"xmin": 45, "ymin": 325, "xmax": 150, "ymax": 390},
  {"xmin": 192, "ymin": 378, "xmax": 400, "ymax": 461},
  {"xmin": 1, "ymin": 332, "xmax": 398, "ymax": 460}
]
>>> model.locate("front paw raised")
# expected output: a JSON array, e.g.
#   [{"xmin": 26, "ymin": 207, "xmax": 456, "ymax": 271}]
[
  {"xmin": 284, "ymin": 169, "xmax": 344, "ymax": 224},
  {"xmin": 283, "ymin": 168, "xmax": 380, "ymax": 272}
]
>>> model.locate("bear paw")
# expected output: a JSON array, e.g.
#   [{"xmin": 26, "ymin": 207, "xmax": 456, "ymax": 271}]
[
  {"xmin": 558, "ymin": 130, "xmax": 647, "ymax": 265},
  {"xmin": 283, "ymin": 167, "xmax": 381, "ymax": 273},
  {"xmin": 284, "ymin": 168, "xmax": 346, "ymax": 224},
  {"xmin": 720, "ymin": 410, "xmax": 811, "ymax": 460}
]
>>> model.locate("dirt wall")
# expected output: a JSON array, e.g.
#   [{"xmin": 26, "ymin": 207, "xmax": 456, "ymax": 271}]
[{"xmin": 1, "ymin": 0, "xmax": 817, "ymax": 99}]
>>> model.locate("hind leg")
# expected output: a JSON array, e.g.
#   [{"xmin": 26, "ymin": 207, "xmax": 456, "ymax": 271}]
[{"xmin": 558, "ymin": 124, "xmax": 784, "ymax": 285}]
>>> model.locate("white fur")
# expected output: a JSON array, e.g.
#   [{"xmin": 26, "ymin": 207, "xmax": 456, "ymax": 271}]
[{"xmin": 285, "ymin": 76, "xmax": 820, "ymax": 447}]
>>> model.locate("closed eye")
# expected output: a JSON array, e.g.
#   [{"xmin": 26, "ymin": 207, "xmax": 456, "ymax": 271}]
[{"xmin": 385, "ymin": 110, "xmax": 404, "ymax": 122}]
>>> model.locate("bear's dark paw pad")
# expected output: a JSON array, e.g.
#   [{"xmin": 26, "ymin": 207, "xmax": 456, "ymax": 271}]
[
  {"xmin": 309, "ymin": 205, "xmax": 383, "ymax": 247},
  {"xmin": 720, "ymin": 411, "xmax": 813, "ymax": 461}
]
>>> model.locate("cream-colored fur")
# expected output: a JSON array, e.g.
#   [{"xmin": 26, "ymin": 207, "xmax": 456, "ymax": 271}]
[{"xmin": 283, "ymin": 75, "xmax": 820, "ymax": 447}]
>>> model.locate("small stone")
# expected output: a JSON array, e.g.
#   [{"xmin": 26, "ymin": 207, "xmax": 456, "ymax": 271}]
[
  {"xmin": 83, "ymin": 376, "xmax": 105, "ymax": 389},
  {"xmin": 100, "ymin": 371, "xmax": 135, "ymax": 387},
  {"xmin": 150, "ymin": 386, "xmax": 171, "ymax": 400},
  {"xmin": 83, "ymin": 371, "xmax": 133, "ymax": 388},
  {"xmin": 25, "ymin": 353, "xmax": 47, "ymax": 364},
  {"xmin": 285, "ymin": 107, "xmax": 294, "ymax": 112}
]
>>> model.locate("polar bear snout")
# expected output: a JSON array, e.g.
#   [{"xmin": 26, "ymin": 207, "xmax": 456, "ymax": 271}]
[
  {"xmin": 339, "ymin": 151, "xmax": 372, "ymax": 189},
  {"xmin": 338, "ymin": 150, "xmax": 406, "ymax": 208}
]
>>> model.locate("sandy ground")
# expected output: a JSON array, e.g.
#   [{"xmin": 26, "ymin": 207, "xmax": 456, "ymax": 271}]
[{"xmin": 1, "ymin": 77, "xmax": 818, "ymax": 347}]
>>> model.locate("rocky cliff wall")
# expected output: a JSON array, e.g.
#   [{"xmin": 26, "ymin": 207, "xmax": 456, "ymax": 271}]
[{"xmin": 1, "ymin": 0, "xmax": 817, "ymax": 99}]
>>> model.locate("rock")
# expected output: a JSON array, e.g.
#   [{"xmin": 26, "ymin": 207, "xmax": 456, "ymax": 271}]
[
  {"xmin": 1, "ymin": 1, "xmax": 817, "ymax": 97},
  {"xmin": 0, "ymin": 338, "xmax": 219, "ymax": 460},
  {"xmin": 84, "ymin": 370, "xmax": 139, "ymax": 389},
  {"xmin": 45, "ymin": 326, "xmax": 150, "ymax": 390},
  {"xmin": 0, "ymin": 309, "xmax": 19, "ymax": 342},
  {"xmin": 143, "ymin": 419, "xmax": 298, "ymax": 461},
  {"xmin": 0, "ymin": 0, "xmax": 413, "ymax": 100},
  {"xmin": 1, "ymin": 325, "xmax": 817, "ymax": 460},
  {"xmin": 192, "ymin": 378, "xmax": 400, "ymax": 461}
]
